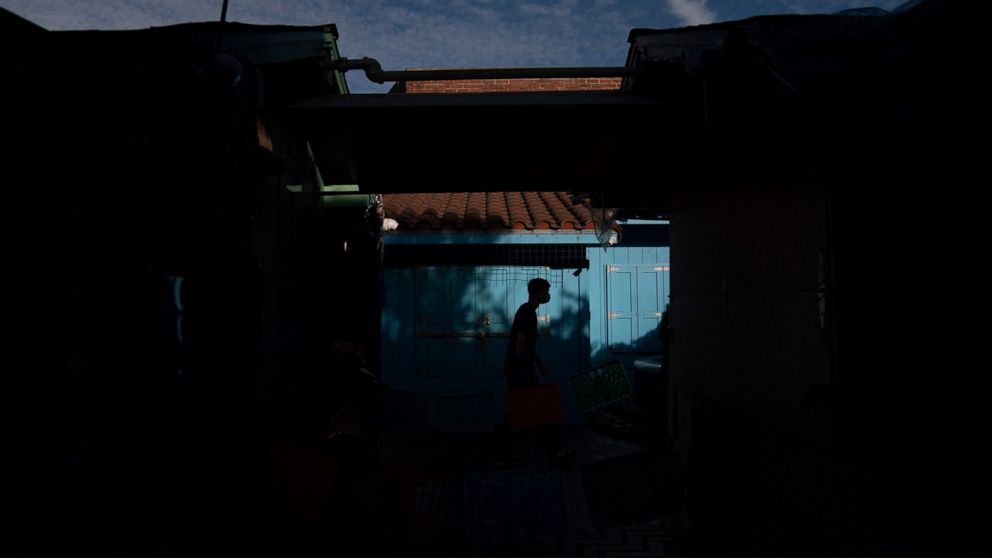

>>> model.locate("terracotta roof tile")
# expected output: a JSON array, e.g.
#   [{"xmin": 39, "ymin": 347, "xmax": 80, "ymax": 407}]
[
  {"xmin": 383, "ymin": 79, "xmax": 605, "ymax": 232},
  {"xmin": 383, "ymin": 192, "xmax": 594, "ymax": 231},
  {"xmin": 485, "ymin": 192, "xmax": 508, "ymax": 229}
]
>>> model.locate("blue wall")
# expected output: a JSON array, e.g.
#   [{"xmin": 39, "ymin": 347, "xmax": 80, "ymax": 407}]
[
  {"xmin": 380, "ymin": 237, "xmax": 669, "ymax": 430},
  {"xmin": 381, "ymin": 265, "xmax": 589, "ymax": 428}
]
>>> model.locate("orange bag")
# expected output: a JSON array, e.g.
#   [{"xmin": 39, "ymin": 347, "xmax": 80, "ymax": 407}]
[{"xmin": 506, "ymin": 382, "xmax": 564, "ymax": 430}]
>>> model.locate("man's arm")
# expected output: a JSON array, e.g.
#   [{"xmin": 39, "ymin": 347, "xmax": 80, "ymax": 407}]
[
  {"xmin": 515, "ymin": 330, "xmax": 549, "ymax": 373},
  {"xmin": 515, "ymin": 330, "xmax": 529, "ymax": 354},
  {"xmin": 534, "ymin": 353, "xmax": 549, "ymax": 374}
]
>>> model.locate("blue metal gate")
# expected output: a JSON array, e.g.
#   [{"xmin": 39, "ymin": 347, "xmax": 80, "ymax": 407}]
[{"xmin": 411, "ymin": 266, "xmax": 563, "ymax": 430}]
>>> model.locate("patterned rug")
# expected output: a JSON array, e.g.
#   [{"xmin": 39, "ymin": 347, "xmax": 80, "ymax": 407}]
[
  {"xmin": 350, "ymin": 464, "xmax": 450, "ymax": 541},
  {"xmin": 580, "ymin": 448, "xmax": 681, "ymax": 529},
  {"xmin": 464, "ymin": 470, "xmax": 567, "ymax": 544},
  {"xmin": 480, "ymin": 523, "xmax": 686, "ymax": 558}
]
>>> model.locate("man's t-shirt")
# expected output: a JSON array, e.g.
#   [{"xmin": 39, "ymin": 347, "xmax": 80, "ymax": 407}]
[{"xmin": 510, "ymin": 303, "xmax": 537, "ymax": 355}]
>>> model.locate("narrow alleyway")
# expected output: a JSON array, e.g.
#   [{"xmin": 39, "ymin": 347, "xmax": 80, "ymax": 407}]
[{"xmin": 314, "ymin": 400, "xmax": 686, "ymax": 557}]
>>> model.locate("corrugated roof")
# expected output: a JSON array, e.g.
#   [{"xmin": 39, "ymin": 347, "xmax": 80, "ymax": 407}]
[{"xmin": 383, "ymin": 192, "xmax": 594, "ymax": 231}]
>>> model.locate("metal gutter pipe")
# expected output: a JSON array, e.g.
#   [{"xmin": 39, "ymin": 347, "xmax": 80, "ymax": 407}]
[{"xmin": 327, "ymin": 57, "xmax": 635, "ymax": 84}]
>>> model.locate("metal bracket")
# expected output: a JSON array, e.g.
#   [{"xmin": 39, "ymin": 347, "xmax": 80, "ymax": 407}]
[
  {"xmin": 721, "ymin": 266, "xmax": 728, "ymax": 322},
  {"xmin": 818, "ymin": 252, "xmax": 827, "ymax": 329}
]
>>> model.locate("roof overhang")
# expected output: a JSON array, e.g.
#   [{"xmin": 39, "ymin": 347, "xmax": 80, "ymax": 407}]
[
  {"xmin": 279, "ymin": 90, "xmax": 699, "ymax": 198},
  {"xmin": 384, "ymin": 231, "xmax": 604, "ymax": 246}
]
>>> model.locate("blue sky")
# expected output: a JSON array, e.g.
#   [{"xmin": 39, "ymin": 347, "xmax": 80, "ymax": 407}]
[{"xmin": 2, "ymin": 0, "xmax": 907, "ymax": 92}]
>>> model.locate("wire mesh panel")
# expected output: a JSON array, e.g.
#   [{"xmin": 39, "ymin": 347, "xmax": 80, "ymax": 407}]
[
  {"xmin": 385, "ymin": 244, "xmax": 589, "ymax": 269},
  {"xmin": 497, "ymin": 244, "xmax": 587, "ymax": 268}
]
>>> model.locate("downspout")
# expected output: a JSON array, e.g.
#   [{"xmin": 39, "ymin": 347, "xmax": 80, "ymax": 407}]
[
  {"xmin": 328, "ymin": 57, "xmax": 636, "ymax": 84},
  {"xmin": 291, "ymin": 142, "xmax": 370, "ymax": 208}
]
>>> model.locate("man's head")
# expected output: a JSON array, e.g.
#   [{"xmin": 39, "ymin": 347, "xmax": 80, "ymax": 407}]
[{"xmin": 528, "ymin": 278, "xmax": 551, "ymax": 305}]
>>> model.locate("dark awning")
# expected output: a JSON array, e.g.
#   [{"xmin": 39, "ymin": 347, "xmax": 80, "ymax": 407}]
[{"xmin": 280, "ymin": 90, "xmax": 699, "ymax": 196}]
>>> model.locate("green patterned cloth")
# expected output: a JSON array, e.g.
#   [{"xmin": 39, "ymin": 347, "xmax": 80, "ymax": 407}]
[{"xmin": 569, "ymin": 361, "xmax": 633, "ymax": 412}]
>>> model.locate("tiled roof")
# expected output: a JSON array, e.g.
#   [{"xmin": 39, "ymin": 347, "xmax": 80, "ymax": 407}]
[
  {"xmin": 383, "ymin": 192, "xmax": 595, "ymax": 231},
  {"xmin": 383, "ymin": 79, "xmax": 608, "ymax": 232}
]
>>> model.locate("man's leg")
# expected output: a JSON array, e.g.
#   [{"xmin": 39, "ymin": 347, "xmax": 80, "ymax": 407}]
[
  {"xmin": 542, "ymin": 424, "xmax": 560, "ymax": 459},
  {"xmin": 498, "ymin": 412, "xmax": 512, "ymax": 460},
  {"xmin": 496, "ymin": 374, "xmax": 519, "ymax": 465}
]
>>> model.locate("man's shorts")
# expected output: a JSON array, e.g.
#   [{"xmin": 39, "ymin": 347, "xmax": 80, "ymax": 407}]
[{"xmin": 506, "ymin": 352, "xmax": 539, "ymax": 388}]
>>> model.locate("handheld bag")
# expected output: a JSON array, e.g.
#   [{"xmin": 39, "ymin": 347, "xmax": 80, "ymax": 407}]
[{"xmin": 506, "ymin": 382, "xmax": 564, "ymax": 430}]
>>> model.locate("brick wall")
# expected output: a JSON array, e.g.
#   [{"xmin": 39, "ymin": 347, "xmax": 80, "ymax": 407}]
[{"xmin": 392, "ymin": 77, "xmax": 621, "ymax": 94}]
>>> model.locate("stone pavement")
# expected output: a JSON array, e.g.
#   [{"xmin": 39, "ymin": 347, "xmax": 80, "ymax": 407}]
[{"xmin": 324, "ymin": 402, "xmax": 686, "ymax": 557}]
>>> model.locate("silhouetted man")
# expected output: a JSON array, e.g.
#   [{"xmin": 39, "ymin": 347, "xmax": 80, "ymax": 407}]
[{"xmin": 496, "ymin": 277, "xmax": 571, "ymax": 465}]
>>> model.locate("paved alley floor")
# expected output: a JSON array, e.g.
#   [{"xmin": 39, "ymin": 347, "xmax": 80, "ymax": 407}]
[{"xmin": 328, "ymin": 404, "xmax": 686, "ymax": 557}]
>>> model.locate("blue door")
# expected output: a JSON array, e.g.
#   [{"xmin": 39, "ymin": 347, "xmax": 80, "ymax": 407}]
[{"xmin": 607, "ymin": 265, "xmax": 670, "ymax": 352}]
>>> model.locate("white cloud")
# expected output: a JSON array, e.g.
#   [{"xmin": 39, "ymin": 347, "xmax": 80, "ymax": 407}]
[
  {"xmin": 664, "ymin": 0, "xmax": 716, "ymax": 26},
  {"xmin": 0, "ymin": 0, "xmax": 218, "ymax": 30},
  {"xmin": 517, "ymin": 0, "xmax": 577, "ymax": 17},
  {"xmin": 0, "ymin": 0, "xmax": 910, "ymax": 93}
]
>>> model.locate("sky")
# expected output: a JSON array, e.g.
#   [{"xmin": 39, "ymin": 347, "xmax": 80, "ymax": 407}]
[{"xmin": 2, "ymin": 0, "xmax": 908, "ymax": 92}]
